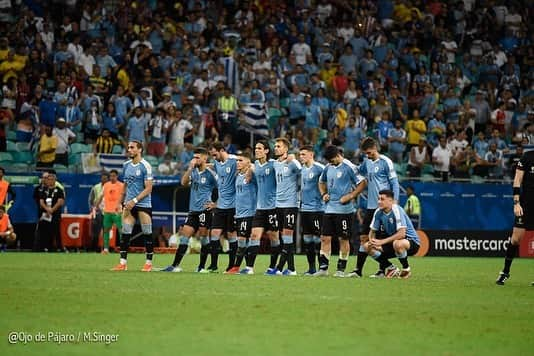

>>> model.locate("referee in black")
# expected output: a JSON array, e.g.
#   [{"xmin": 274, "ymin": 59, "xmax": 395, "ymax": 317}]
[{"xmin": 496, "ymin": 148, "xmax": 534, "ymax": 285}]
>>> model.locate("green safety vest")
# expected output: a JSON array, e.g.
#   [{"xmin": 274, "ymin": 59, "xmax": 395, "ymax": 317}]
[{"xmin": 404, "ymin": 195, "xmax": 421, "ymax": 216}]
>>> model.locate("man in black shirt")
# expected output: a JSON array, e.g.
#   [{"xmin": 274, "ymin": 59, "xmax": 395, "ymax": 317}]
[
  {"xmin": 496, "ymin": 149, "xmax": 534, "ymax": 285},
  {"xmin": 37, "ymin": 172, "xmax": 65, "ymax": 252}
]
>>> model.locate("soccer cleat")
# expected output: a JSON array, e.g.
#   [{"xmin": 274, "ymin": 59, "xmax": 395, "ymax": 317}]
[
  {"xmin": 496, "ymin": 272, "xmax": 510, "ymax": 285},
  {"xmin": 399, "ymin": 267, "xmax": 411, "ymax": 279},
  {"xmin": 282, "ymin": 269, "xmax": 297, "ymax": 276},
  {"xmin": 111, "ymin": 263, "xmax": 127, "ymax": 271},
  {"xmin": 334, "ymin": 270, "xmax": 345, "ymax": 278},
  {"xmin": 385, "ymin": 265, "xmax": 400, "ymax": 278},
  {"xmin": 313, "ymin": 269, "xmax": 329, "ymax": 277},
  {"xmin": 208, "ymin": 268, "xmax": 219, "ymax": 274},
  {"xmin": 196, "ymin": 268, "xmax": 209, "ymax": 274},
  {"xmin": 141, "ymin": 263, "xmax": 153, "ymax": 272},
  {"xmin": 224, "ymin": 266, "xmax": 240, "ymax": 274},
  {"xmin": 347, "ymin": 270, "xmax": 362, "ymax": 278},
  {"xmin": 264, "ymin": 268, "xmax": 278, "ymax": 276},
  {"xmin": 160, "ymin": 265, "xmax": 182, "ymax": 272},
  {"xmin": 303, "ymin": 269, "xmax": 317, "ymax": 276},
  {"xmin": 101, "ymin": 249, "xmax": 109, "ymax": 255},
  {"xmin": 239, "ymin": 267, "xmax": 254, "ymax": 275},
  {"xmin": 369, "ymin": 270, "xmax": 385, "ymax": 278}
]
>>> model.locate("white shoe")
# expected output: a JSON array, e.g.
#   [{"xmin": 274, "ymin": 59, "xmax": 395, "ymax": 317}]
[
  {"xmin": 313, "ymin": 269, "xmax": 329, "ymax": 277},
  {"xmin": 334, "ymin": 271, "xmax": 345, "ymax": 278},
  {"xmin": 369, "ymin": 270, "xmax": 385, "ymax": 278},
  {"xmin": 239, "ymin": 267, "xmax": 254, "ymax": 275},
  {"xmin": 347, "ymin": 270, "xmax": 362, "ymax": 278},
  {"xmin": 160, "ymin": 266, "xmax": 182, "ymax": 272},
  {"xmin": 197, "ymin": 268, "xmax": 209, "ymax": 274}
]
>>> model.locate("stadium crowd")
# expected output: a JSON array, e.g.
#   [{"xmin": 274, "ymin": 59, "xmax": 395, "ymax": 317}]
[{"xmin": 0, "ymin": 0, "xmax": 533, "ymax": 182}]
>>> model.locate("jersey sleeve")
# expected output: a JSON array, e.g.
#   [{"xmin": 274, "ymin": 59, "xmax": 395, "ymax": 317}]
[
  {"xmin": 392, "ymin": 205, "xmax": 407, "ymax": 230},
  {"xmin": 517, "ymin": 154, "xmax": 527, "ymax": 171},
  {"xmin": 319, "ymin": 165, "xmax": 329, "ymax": 183},
  {"xmin": 370, "ymin": 209, "xmax": 381, "ymax": 231},
  {"xmin": 290, "ymin": 159, "xmax": 302, "ymax": 172},
  {"xmin": 142, "ymin": 160, "xmax": 154, "ymax": 180}
]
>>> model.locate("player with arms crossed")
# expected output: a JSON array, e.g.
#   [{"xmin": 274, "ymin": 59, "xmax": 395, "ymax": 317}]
[
  {"xmin": 272, "ymin": 137, "xmax": 302, "ymax": 275},
  {"xmin": 315, "ymin": 145, "xmax": 366, "ymax": 277},
  {"xmin": 226, "ymin": 151, "xmax": 257, "ymax": 274},
  {"xmin": 209, "ymin": 142, "xmax": 238, "ymax": 273},
  {"xmin": 299, "ymin": 145, "xmax": 325, "ymax": 275},
  {"xmin": 112, "ymin": 141, "xmax": 154, "ymax": 272},
  {"xmin": 496, "ymin": 148, "xmax": 534, "ymax": 285},
  {"xmin": 349, "ymin": 137, "xmax": 400, "ymax": 278},
  {"xmin": 363, "ymin": 189, "xmax": 420, "ymax": 278},
  {"xmin": 248, "ymin": 140, "xmax": 280, "ymax": 275},
  {"xmin": 162, "ymin": 147, "xmax": 217, "ymax": 272}
]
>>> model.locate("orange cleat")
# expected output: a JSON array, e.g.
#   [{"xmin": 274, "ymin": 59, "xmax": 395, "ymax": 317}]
[
  {"xmin": 111, "ymin": 263, "xmax": 127, "ymax": 271},
  {"xmin": 224, "ymin": 266, "xmax": 240, "ymax": 274},
  {"xmin": 141, "ymin": 263, "xmax": 152, "ymax": 272}
]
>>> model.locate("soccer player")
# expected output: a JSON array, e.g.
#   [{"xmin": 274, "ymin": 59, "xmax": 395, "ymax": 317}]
[
  {"xmin": 349, "ymin": 137, "xmax": 400, "ymax": 278},
  {"xmin": 161, "ymin": 147, "xmax": 217, "ymax": 272},
  {"xmin": 272, "ymin": 137, "xmax": 301, "ymax": 275},
  {"xmin": 496, "ymin": 148, "xmax": 534, "ymax": 285},
  {"xmin": 111, "ymin": 141, "xmax": 154, "ymax": 272},
  {"xmin": 98, "ymin": 169, "xmax": 124, "ymax": 254},
  {"xmin": 299, "ymin": 145, "xmax": 325, "ymax": 275},
  {"xmin": 209, "ymin": 142, "xmax": 238, "ymax": 273},
  {"xmin": 363, "ymin": 189, "xmax": 420, "ymax": 279},
  {"xmin": 226, "ymin": 151, "xmax": 257, "ymax": 274},
  {"xmin": 248, "ymin": 140, "xmax": 280, "ymax": 275},
  {"xmin": 314, "ymin": 146, "xmax": 365, "ymax": 277}
]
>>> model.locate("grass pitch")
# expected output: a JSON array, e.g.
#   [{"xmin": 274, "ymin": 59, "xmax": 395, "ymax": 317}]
[{"xmin": 0, "ymin": 253, "xmax": 532, "ymax": 356}]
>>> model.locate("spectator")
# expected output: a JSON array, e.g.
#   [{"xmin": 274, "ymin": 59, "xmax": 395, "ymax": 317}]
[
  {"xmin": 158, "ymin": 153, "xmax": 179, "ymax": 176},
  {"xmin": 84, "ymin": 100, "xmax": 102, "ymax": 144},
  {"xmin": 37, "ymin": 125, "xmax": 57, "ymax": 169},
  {"xmin": 126, "ymin": 106, "xmax": 149, "ymax": 145},
  {"xmin": 405, "ymin": 109, "xmax": 427, "ymax": 150},
  {"xmin": 388, "ymin": 119, "xmax": 407, "ymax": 164},
  {"xmin": 93, "ymin": 128, "xmax": 124, "ymax": 154},
  {"xmin": 407, "ymin": 137, "xmax": 430, "ymax": 178},
  {"xmin": 147, "ymin": 107, "xmax": 169, "ymax": 157},
  {"xmin": 484, "ymin": 143, "xmax": 504, "ymax": 179},
  {"xmin": 52, "ymin": 118, "xmax": 75, "ymax": 166},
  {"xmin": 37, "ymin": 172, "xmax": 65, "ymax": 252},
  {"xmin": 432, "ymin": 136, "xmax": 453, "ymax": 182}
]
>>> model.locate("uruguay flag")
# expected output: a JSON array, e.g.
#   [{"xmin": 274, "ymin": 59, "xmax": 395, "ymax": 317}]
[{"xmin": 239, "ymin": 103, "xmax": 269, "ymax": 137}]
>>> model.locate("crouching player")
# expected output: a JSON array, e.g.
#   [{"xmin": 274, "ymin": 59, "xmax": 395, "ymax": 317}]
[
  {"xmin": 364, "ymin": 189, "xmax": 419, "ymax": 278},
  {"xmin": 226, "ymin": 152, "xmax": 257, "ymax": 274}
]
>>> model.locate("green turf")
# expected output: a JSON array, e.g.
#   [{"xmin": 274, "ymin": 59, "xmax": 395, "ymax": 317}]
[{"xmin": 0, "ymin": 253, "xmax": 532, "ymax": 355}]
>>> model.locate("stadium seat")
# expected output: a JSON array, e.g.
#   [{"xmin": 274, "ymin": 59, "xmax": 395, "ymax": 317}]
[
  {"xmin": 12, "ymin": 151, "xmax": 34, "ymax": 164},
  {"xmin": 7, "ymin": 163, "xmax": 29, "ymax": 173},
  {"xmin": 53, "ymin": 164, "xmax": 69, "ymax": 173},
  {"xmin": 68, "ymin": 153, "xmax": 81, "ymax": 166},
  {"xmin": 145, "ymin": 155, "xmax": 159, "ymax": 166},
  {"xmin": 6, "ymin": 140, "xmax": 17, "ymax": 152},
  {"xmin": 6, "ymin": 131, "xmax": 16, "ymax": 141},
  {"xmin": 75, "ymin": 132, "xmax": 84, "ymax": 143},
  {"xmin": 111, "ymin": 145, "xmax": 124, "ymax": 154},
  {"xmin": 421, "ymin": 174, "xmax": 435, "ymax": 182},
  {"xmin": 0, "ymin": 152, "xmax": 14, "ymax": 164},
  {"xmin": 471, "ymin": 175, "xmax": 485, "ymax": 184},
  {"xmin": 71, "ymin": 143, "xmax": 92, "ymax": 154},
  {"xmin": 15, "ymin": 142, "xmax": 31, "ymax": 151},
  {"xmin": 422, "ymin": 164, "xmax": 434, "ymax": 175}
]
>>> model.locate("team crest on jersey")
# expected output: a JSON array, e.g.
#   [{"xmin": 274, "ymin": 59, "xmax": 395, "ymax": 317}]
[
  {"xmin": 265, "ymin": 168, "xmax": 270, "ymax": 175},
  {"xmin": 389, "ymin": 217, "xmax": 394, "ymax": 224},
  {"xmin": 226, "ymin": 167, "xmax": 231, "ymax": 173},
  {"xmin": 283, "ymin": 166, "xmax": 289, "ymax": 172},
  {"xmin": 200, "ymin": 177, "xmax": 206, "ymax": 184},
  {"xmin": 336, "ymin": 171, "xmax": 342, "ymax": 178},
  {"xmin": 374, "ymin": 166, "xmax": 380, "ymax": 173},
  {"xmin": 309, "ymin": 172, "xmax": 314, "ymax": 178},
  {"xmin": 136, "ymin": 169, "xmax": 141, "ymax": 176}
]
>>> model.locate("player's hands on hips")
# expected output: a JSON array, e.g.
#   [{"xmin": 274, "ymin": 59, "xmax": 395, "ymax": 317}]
[
  {"xmin": 204, "ymin": 201, "xmax": 216, "ymax": 210},
  {"xmin": 514, "ymin": 203, "xmax": 523, "ymax": 217},
  {"xmin": 322, "ymin": 193, "xmax": 330, "ymax": 202}
]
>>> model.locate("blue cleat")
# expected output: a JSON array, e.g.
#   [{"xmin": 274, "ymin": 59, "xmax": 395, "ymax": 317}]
[
  {"xmin": 264, "ymin": 268, "xmax": 278, "ymax": 275},
  {"xmin": 160, "ymin": 265, "xmax": 182, "ymax": 272},
  {"xmin": 303, "ymin": 269, "xmax": 316, "ymax": 276},
  {"xmin": 282, "ymin": 269, "xmax": 297, "ymax": 276},
  {"xmin": 239, "ymin": 267, "xmax": 254, "ymax": 275}
]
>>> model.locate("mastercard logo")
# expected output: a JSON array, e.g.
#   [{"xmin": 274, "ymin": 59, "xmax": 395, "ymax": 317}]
[{"xmin": 415, "ymin": 230, "xmax": 429, "ymax": 257}]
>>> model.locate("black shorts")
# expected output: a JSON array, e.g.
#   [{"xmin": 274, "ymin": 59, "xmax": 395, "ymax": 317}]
[
  {"xmin": 235, "ymin": 217, "xmax": 253, "ymax": 238},
  {"xmin": 301, "ymin": 211, "xmax": 322, "ymax": 235},
  {"xmin": 130, "ymin": 206, "xmax": 152, "ymax": 219},
  {"xmin": 277, "ymin": 207, "xmax": 298, "ymax": 231},
  {"xmin": 251, "ymin": 209, "xmax": 278, "ymax": 231},
  {"xmin": 360, "ymin": 209, "xmax": 376, "ymax": 235},
  {"xmin": 321, "ymin": 213, "xmax": 353, "ymax": 239},
  {"xmin": 211, "ymin": 208, "xmax": 236, "ymax": 232},
  {"xmin": 514, "ymin": 197, "xmax": 534, "ymax": 230},
  {"xmin": 184, "ymin": 210, "xmax": 211, "ymax": 232},
  {"xmin": 381, "ymin": 239, "xmax": 420, "ymax": 259}
]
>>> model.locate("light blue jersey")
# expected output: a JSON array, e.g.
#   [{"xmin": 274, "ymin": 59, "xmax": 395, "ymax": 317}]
[
  {"xmin": 213, "ymin": 155, "xmax": 238, "ymax": 209},
  {"xmin": 235, "ymin": 173, "xmax": 257, "ymax": 218},
  {"xmin": 320, "ymin": 159, "xmax": 363, "ymax": 214},
  {"xmin": 370, "ymin": 204, "xmax": 420, "ymax": 244},
  {"xmin": 123, "ymin": 159, "xmax": 153, "ymax": 208},
  {"xmin": 189, "ymin": 168, "xmax": 218, "ymax": 212},
  {"xmin": 301, "ymin": 162, "xmax": 325, "ymax": 212},
  {"xmin": 254, "ymin": 159, "xmax": 277, "ymax": 210},
  {"xmin": 358, "ymin": 154, "xmax": 399, "ymax": 209},
  {"xmin": 274, "ymin": 159, "xmax": 301, "ymax": 208}
]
